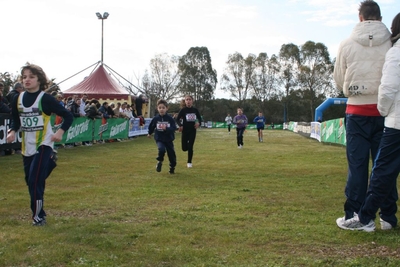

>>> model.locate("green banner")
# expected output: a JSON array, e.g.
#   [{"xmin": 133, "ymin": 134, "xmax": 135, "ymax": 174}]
[
  {"xmin": 64, "ymin": 117, "xmax": 94, "ymax": 143},
  {"xmin": 53, "ymin": 116, "xmax": 94, "ymax": 144},
  {"xmin": 213, "ymin": 122, "xmax": 226, "ymax": 128},
  {"xmin": 322, "ymin": 120, "xmax": 335, "ymax": 143},
  {"xmin": 52, "ymin": 116, "xmax": 129, "ymax": 144},
  {"xmin": 320, "ymin": 118, "xmax": 346, "ymax": 145},
  {"xmin": 287, "ymin": 122, "xmax": 295, "ymax": 131},
  {"xmin": 266, "ymin": 124, "xmax": 282, "ymax": 130},
  {"xmin": 336, "ymin": 117, "xmax": 346, "ymax": 146},
  {"xmin": 94, "ymin": 118, "xmax": 129, "ymax": 141}
]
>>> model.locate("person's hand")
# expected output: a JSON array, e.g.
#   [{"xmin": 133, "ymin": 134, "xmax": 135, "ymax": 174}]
[
  {"xmin": 178, "ymin": 126, "xmax": 183, "ymax": 132},
  {"xmin": 147, "ymin": 134, "xmax": 151, "ymax": 139},
  {"xmin": 194, "ymin": 122, "xmax": 200, "ymax": 129},
  {"xmin": 6, "ymin": 130, "xmax": 15, "ymax": 143},
  {"xmin": 51, "ymin": 129, "xmax": 65, "ymax": 142}
]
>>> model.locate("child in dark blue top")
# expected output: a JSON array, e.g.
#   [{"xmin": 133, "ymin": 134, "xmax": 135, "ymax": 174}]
[
  {"xmin": 253, "ymin": 111, "xmax": 266, "ymax": 142},
  {"xmin": 148, "ymin": 99, "xmax": 177, "ymax": 174}
]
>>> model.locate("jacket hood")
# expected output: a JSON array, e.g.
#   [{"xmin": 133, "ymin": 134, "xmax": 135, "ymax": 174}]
[{"xmin": 351, "ymin": 21, "xmax": 391, "ymax": 47}]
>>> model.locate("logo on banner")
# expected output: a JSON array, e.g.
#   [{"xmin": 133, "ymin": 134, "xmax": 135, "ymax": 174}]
[
  {"xmin": 110, "ymin": 122, "xmax": 127, "ymax": 138},
  {"xmin": 66, "ymin": 119, "xmax": 90, "ymax": 142},
  {"xmin": 99, "ymin": 117, "xmax": 108, "ymax": 137},
  {"xmin": 338, "ymin": 119, "xmax": 344, "ymax": 138},
  {"xmin": 52, "ymin": 115, "xmax": 63, "ymax": 133}
]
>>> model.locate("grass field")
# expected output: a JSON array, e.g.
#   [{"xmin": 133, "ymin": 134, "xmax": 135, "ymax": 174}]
[{"xmin": 1, "ymin": 128, "xmax": 400, "ymax": 267}]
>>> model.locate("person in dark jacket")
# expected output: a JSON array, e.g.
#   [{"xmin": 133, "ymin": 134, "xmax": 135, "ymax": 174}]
[
  {"xmin": 85, "ymin": 102, "xmax": 102, "ymax": 119},
  {"xmin": 107, "ymin": 102, "xmax": 116, "ymax": 118},
  {"xmin": 147, "ymin": 99, "xmax": 177, "ymax": 174},
  {"xmin": 0, "ymin": 95, "xmax": 11, "ymax": 113},
  {"xmin": 98, "ymin": 102, "xmax": 110, "ymax": 119},
  {"xmin": 135, "ymin": 94, "xmax": 146, "ymax": 117},
  {"xmin": 70, "ymin": 98, "xmax": 82, "ymax": 118},
  {"xmin": 6, "ymin": 82, "xmax": 24, "ymax": 106},
  {"xmin": 0, "ymin": 86, "xmax": 11, "ymax": 113}
]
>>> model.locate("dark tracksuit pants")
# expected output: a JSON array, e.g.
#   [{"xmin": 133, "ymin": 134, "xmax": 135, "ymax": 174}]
[
  {"xmin": 181, "ymin": 129, "xmax": 196, "ymax": 163},
  {"xmin": 156, "ymin": 141, "xmax": 177, "ymax": 169},
  {"xmin": 358, "ymin": 127, "xmax": 399, "ymax": 227},
  {"xmin": 23, "ymin": 145, "xmax": 56, "ymax": 221},
  {"xmin": 236, "ymin": 127, "xmax": 245, "ymax": 146},
  {"xmin": 343, "ymin": 114, "xmax": 384, "ymax": 219}
]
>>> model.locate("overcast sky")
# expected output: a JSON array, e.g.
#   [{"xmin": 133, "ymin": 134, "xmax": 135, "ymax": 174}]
[{"xmin": 1, "ymin": 0, "xmax": 398, "ymax": 98}]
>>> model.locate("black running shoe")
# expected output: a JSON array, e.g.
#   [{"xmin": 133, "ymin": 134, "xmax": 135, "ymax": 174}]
[
  {"xmin": 156, "ymin": 161, "xmax": 162, "ymax": 172},
  {"xmin": 169, "ymin": 168, "xmax": 175, "ymax": 174}
]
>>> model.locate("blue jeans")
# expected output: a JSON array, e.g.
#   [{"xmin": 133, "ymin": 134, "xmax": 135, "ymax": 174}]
[
  {"xmin": 236, "ymin": 128, "xmax": 245, "ymax": 146},
  {"xmin": 343, "ymin": 114, "xmax": 384, "ymax": 219},
  {"xmin": 358, "ymin": 127, "xmax": 399, "ymax": 227},
  {"xmin": 156, "ymin": 141, "xmax": 177, "ymax": 169}
]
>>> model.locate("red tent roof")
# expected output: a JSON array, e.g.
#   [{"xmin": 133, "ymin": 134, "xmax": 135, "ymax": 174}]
[{"xmin": 63, "ymin": 64, "xmax": 129, "ymax": 100}]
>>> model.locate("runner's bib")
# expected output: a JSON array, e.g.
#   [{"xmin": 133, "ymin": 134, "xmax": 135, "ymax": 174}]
[
  {"xmin": 186, "ymin": 113, "xmax": 196, "ymax": 122},
  {"xmin": 156, "ymin": 121, "xmax": 170, "ymax": 131},
  {"xmin": 20, "ymin": 110, "xmax": 45, "ymax": 132}
]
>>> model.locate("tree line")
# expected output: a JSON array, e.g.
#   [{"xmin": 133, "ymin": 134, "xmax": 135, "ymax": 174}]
[{"xmin": 129, "ymin": 41, "xmax": 344, "ymax": 123}]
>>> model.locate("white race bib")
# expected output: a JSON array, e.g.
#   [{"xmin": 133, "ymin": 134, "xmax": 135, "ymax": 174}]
[
  {"xmin": 186, "ymin": 113, "xmax": 196, "ymax": 122},
  {"xmin": 156, "ymin": 121, "xmax": 170, "ymax": 131},
  {"xmin": 20, "ymin": 110, "xmax": 44, "ymax": 132}
]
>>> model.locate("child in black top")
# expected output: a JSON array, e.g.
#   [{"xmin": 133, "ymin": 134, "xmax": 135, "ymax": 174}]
[
  {"xmin": 176, "ymin": 95, "xmax": 202, "ymax": 168},
  {"xmin": 148, "ymin": 99, "xmax": 177, "ymax": 174}
]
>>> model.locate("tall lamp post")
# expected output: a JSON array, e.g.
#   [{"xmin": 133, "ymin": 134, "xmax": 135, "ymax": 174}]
[{"xmin": 96, "ymin": 12, "xmax": 109, "ymax": 63}]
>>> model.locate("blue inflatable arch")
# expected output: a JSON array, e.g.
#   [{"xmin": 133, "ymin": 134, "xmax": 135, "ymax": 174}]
[{"xmin": 314, "ymin": 98, "xmax": 347, "ymax": 122}]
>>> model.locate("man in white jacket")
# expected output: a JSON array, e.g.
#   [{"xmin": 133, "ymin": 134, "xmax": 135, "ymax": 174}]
[
  {"xmin": 333, "ymin": 0, "xmax": 391, "ymax": 227},
  {"xmin": 337, "ymin": 13, "xmax": 400, "ymax": 232}
]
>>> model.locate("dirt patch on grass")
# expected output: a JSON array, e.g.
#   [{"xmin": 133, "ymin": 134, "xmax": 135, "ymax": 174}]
[{"xmin": 309, "ymin": 242, "xmax": 400, "ymax": 259}]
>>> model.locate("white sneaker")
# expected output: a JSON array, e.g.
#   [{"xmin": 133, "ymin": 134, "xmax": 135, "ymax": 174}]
[
  {"xmin": 336, "ymin": 216, "xmax": 345, "ymax": 226},
  {"xmin": 336, "ymin": 212, "xmax": 358, "ymax": 225},
  {"xmin": 337, "ymin": 215, "xmax": 375, "ymax": 232},
  {"xmin": 380, "ymin": 218, "xmax": 393, "ymax": 230},
  {"xmin": 238, "ymin": 145, "xmax": 242, "ymax": 149},
  {"xmin": 187, "ymin": 163, "xmax": 193, "ymax": 168}
]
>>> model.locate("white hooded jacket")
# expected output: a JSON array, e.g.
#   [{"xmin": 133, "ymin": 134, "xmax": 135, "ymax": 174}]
[
  {"xmin": 334, "ymin": 21, "xmax": 391, "ymax": 105},
  {"xmin": 378, "ymin": 40, "xmax": 400, "ymax": 129}
]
